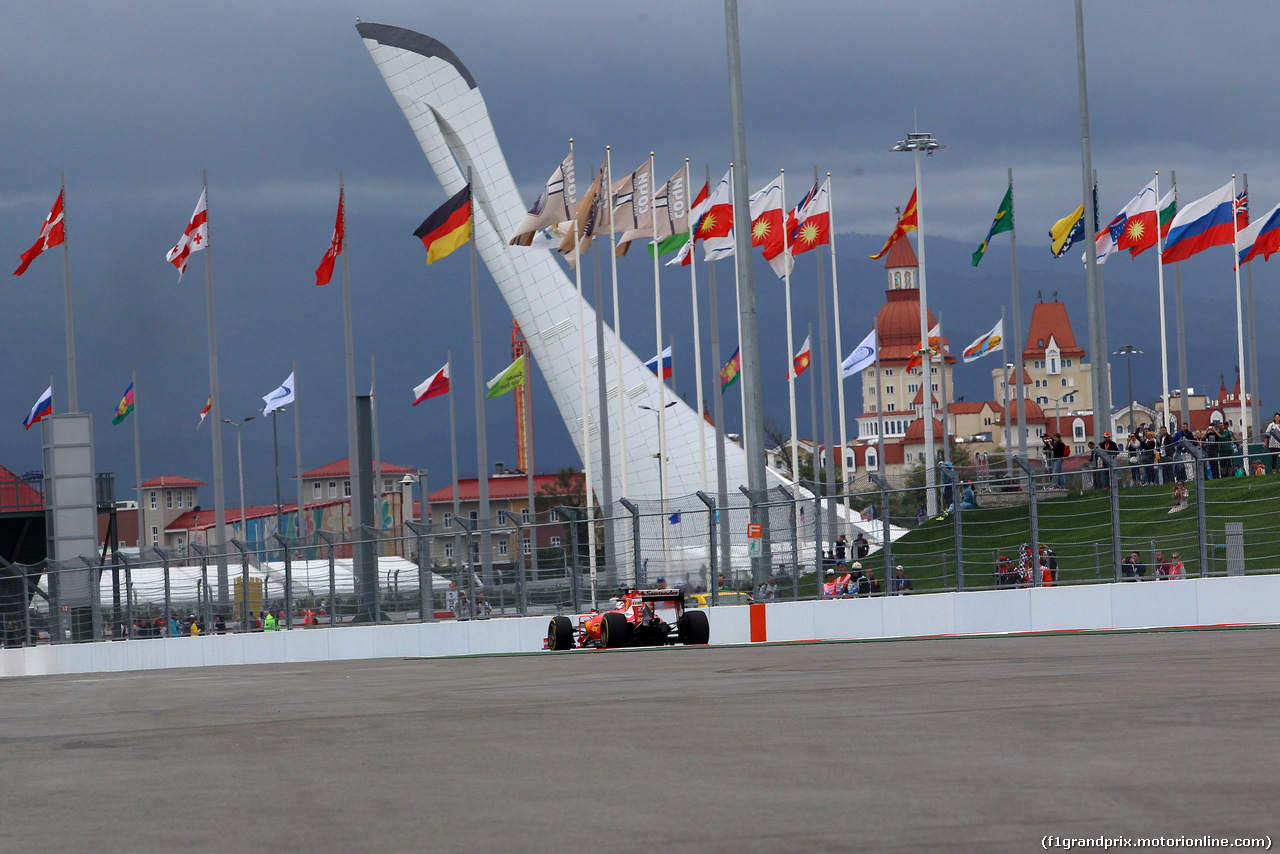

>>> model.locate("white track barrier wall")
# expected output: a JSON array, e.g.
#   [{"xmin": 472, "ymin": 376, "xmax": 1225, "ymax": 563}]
[{"xmin": 2, "ymin": 575, "xmax": 1277, "ymax": 679}]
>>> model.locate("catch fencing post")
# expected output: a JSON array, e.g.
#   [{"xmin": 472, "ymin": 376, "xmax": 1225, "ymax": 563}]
[
  {"xmin": 739, "ymin": 486, "xmax": 762, "ymax": 604},
  {"xmin": 1012, "ymin": 457, "xmax": 1041, "ymax": 586},
  {"xmin": 78, "ymin": 557, "xmax": 103, "ymax": 641},
  {"xmin": 405, "ymin": 520, "xmax": 434, "ymax": 621},
  {"xmin": 272, "ymin": 534, "xmax": 293, "ymax": 629},
  {"xmin": 695, "ymin": 491, "xmax": 718, "ymax": 598},
  {"xmin": 1178, "ymin": 436, "xmax": 1209, "ymax": 576},
  {"xmin": 868, "ymin": 474, "xmax": 893, "ymax": 589},
  {"xmin": 230, "ymin": 539, "xmax": 252, "ymax": 631},
  {"xmin": 776, "ymin": 487, "xmax": 798, "ymax": 594},
  {"xmin": 151, "ymin": 548, "xmax": 172, "ymax": 635},
  {"xmin": 952, "ymin": 484, "xmax": 965, "ymax": 591},
  {"xmin": 619, "ymin": 498, "xmax": 642, "ymax": 589},
  {"xmin": 316, "ymin": 529, "xmax": 337, "ymax": 625},
  {"xmin": 496, "ymin": 511, "xmax": 528, "ymax": 616},
  {"xmin": 555, "ymin": 506, "xmax": 583, "ymax": 612},
  {"xmin": 1091, "ymin": 448, "xmax": 1122, "ymax": 580},
  {"xmin": 120, "ymin": 553, "xmax": 135, "ymax": 637}
]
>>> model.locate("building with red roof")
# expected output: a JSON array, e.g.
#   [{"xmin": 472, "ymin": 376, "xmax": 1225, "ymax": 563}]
[
  {"xmin": 993, "ymin": 298, "xmax": 1095, "ymax": 414},
  {"xmin": 301, "ymin": 457, "xmax": 419, "ymax": 505}
]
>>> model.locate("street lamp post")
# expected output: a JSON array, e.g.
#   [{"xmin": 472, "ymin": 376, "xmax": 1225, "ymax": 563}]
[
  {"xmin": 224, "ymin": 416, "xmax": 255, "ymax": 549},
  {"xmin": 270, "ymin": 409, "xmax": 285, "ymax": 535},
  {"xmin": 1114, "ymin": 345, "xmax": 1143, "ymax": 433},
  {"xmin": 892, "ymin": 131, "xmax": 945, "ymax": 516}
]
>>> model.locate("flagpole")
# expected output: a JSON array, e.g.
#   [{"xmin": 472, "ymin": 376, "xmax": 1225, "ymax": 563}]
[
  {"xmin": 687, "ymin": 159, "xmax": 709, "ymax": 494},
  {"xmin": 875, "ymin": 315, "xmax": 885, "ymax": 477},
  {"xmin": 448, "ymin": 351, "xmax": 467, "ymax": 605},
  {"xmin": 469, "ymin": 167, "xmax": 494, "ymax": 591},
  {"xmin": 591, "ymin": 228, "xmax": 616, "ymax": 583},
  {"xmin": 1008, "ymin": 168, "xmax": 1029, "ymax": 465},
  {"xmin": 913, "ymin": 143, "xmax": 937, "ymax": 516},
  {"xmin": 650, "ymin": 153, "xmax": 669, "ymax": 534},
  {"xmin": 706, "ymin": 164, "xmax": 732, "ymax": 583},
  {"xmin": 132, "ymin": 370, "xmax": 142, "ymax": 537},
  {"xmin": 59, "ymin": 174, "xmax": 78, "ymax": 411},
  {"xmin": 1243, "ymin": 173, "xmax": 1262, "ymax": 440},
  {"xmin": 827, "ymin": 173, "xmax": 851, "ymax": 514},
  {"xmin": 340, "ymin": 170, "xmax": 362, "ymax": 565},
  {"xmin": 569, "ymin": 144, "xmax": 596, "ymax": 608},
  {"xmin": 202, "ymin": 170, "xmax": 230, "ymax": 609},
  {"xmin": 606, "ymin": 147, "xmax": 629, "ymax": 505},
  {"xmin": 523, "ymin": 348, "xmax": 537, "ymax": 593},
  {"xmin": 811, "ymin": 167, "xmax": 837, "ymax": 535},
  {"xmin": 1001, "ymin": 306, "xmax": 1012, "ymax": 476},
  {"xmin": 730, "ymin": 163, "xmax": 747, "ymax": 438},
  {"xmin": 939, "ymin": 315, "xmax": 951, "ymax": 464},
  {"xmin": 808, "ymin": 322, "xmax": 818, "ymax": 506},
  {"xmin": 1171, "ymin": 171, "xmax": 1190, "ymax": 429},
  {"xmin": 1230, "ymin": 174, "xmax": 1250, "ymax": 469},
  {"xmin": 293, "ymin": 360, "xmax": 305, "ymax": 544},
  {"xmin": 1155, "ymin": 172, "xmax": 1171, "ymax": 430},
  {"xmin": 778, "ymin": 171, "xmax": 801, "ymax": 495},
  {"xmin": 371, "ymin": 354, "xmax": 382, "ymax": 522}
]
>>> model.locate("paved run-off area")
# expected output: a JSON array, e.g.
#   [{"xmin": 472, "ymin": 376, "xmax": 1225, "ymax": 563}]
[{"xmin": 3, "ymin": 630, "xmax": 1277, "ymax": 852}]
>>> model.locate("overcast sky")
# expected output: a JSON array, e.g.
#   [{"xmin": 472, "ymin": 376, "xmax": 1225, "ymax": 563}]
[{"xmin": 2, "ymin": 1, "xmax": 1276, "ymax": 503}]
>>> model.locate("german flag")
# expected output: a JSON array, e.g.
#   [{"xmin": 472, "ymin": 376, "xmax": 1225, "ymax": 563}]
[{"xmin": 413, "ymin": 184, "xmax": 472, "ymax": 264}]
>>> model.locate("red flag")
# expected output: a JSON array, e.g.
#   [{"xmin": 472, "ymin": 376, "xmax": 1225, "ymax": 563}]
[
  {"xmin": 412, "ymin": 364, "xmax": 450, "ymax": 405},
  {"xmin": 789, "ymin": 178, "xmax": 831, "ymax": 256},
  {"xmin": 315, "ymin": 188, "xmax": 344, "ymax": 286},
  {"xmin": 869, "ymin": 188, "xmax": 918, "ymax": 260},
  {"xmin": 906, "ymin": 323, "xmax": 942, "ymax": 372},
  {"xmin": 791, "ymin": 334, "xmax": 812, "ymax": 379},
  {"xmin": 13, "ymin": 190, "xmax": 66, "ymax": 276},
  {"xmin": 166, "ymin": 187, "xmax": 209, "ymax": 280}
]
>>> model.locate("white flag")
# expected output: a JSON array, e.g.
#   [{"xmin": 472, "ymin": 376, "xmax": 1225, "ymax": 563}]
[
  {"xmin": 262, "ymin": 371, "xmax": 295, "ymax": 415},
  {"xmin": 841, "ymin": 328, "xmax": 877, "ymax": 379}
]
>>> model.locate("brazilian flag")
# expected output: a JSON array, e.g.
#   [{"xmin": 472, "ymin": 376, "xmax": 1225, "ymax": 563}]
[{"xmin": 972, "ymin": 184, "xmax": 1014, "ymax": 267}]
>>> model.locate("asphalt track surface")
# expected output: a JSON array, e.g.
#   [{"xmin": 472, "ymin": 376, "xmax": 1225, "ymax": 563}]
[{"xmin": 4, "ymin": 629, "xmax": 1278, "ymax": 853}]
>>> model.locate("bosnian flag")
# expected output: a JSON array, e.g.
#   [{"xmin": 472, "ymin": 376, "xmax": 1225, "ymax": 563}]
[
  {"xmin": 645, "ymin": 346, "xmax": 673, "ymax": 379},
  {"xmin": 791, "ymin": 334, "xmax": 812, "ymax": 379},
  {"xmin": 412, "ymin": 363, "xmax": 450, "ymax": 405},
  {"xmin": 14, "ymin": 190, "xmax": 66, "ymax": 276},
  {"xmin": 24, "ymin": 386, "xmax": 53, "ymax": 430},
  {"xmin": 166, "ymin": 187, "xmax": 209, "ymax": 280},
  {"xmin": 789, "ymin": 178, "xmax": 831, "ymax": 256},
  {"xmin": 1162, "ymin": 181, "xmax": 1235, "ymax": 265},
  {"xmin": 962, "ymin": 319, "xmax": 1003, "ymax": 363},
  {"xmin": 1236, "ymin": 203, "xmax": 1280, "ymax": 266},
  {"xmin": 749, "ymin": 176, "xmax": 792, "ymax": 278}
]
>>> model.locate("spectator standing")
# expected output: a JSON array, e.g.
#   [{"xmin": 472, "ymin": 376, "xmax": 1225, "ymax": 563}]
[
  {"xmin": 445, "ymin": 582, "xmax": 459, "ymax": 615},
  {"xmin": 1217, "ymin": 423, "xmax": 1235, "ymax": 479},
  {"xmin": 1154, "ymin": 550, "xmax": 1172, "ymax": 579},
  {"xmin": 854, "ymin": 533, "xmax": 870, "ymax": 559},
  {"xmin": 1167, "ymin": 553, "xmax": 1185, "ymax": 579},
  {"xmin": 756, "ymin": 575, "xmax": 779, "ymax": 601},
  {"xmin": 1157, "ymin": 426, "xmax": 1176, "ymax": 484},
  {"xmin": 1050, "ymin": 433, "xmax": 1068, "ymax": 489},
  {"xmin": 1121, "ymin": 551, "xmax": 1147, "ymax": 581},
  {"xmin": 893, "ymin": 566, "xmax": 913, "ymax": 594},
  {"xmin": 474, "ymin": 592, "xmax": 492, "ymax": 619},
  {"xmin": 834, "ymin": 535, "xmax": 848, "ymax": 561},
  {"xmin": 1124, "ymin": 433, "xmax": 1142, "ymax": 486},
  {"xmin": 1098, "ymin": 433, "xmax": 1121, "ymax": 490},
  {"xmin": 1082, "ymin": 441, "xmax": 1096, "ymax": 489},
  {"xmin": 1265, "ymin": 413, "xmax": 1280, "ymax": 474},
  {"xmin": 264, "ymin": 611, "xmax": 278, "ymax": 632},
  {"xmin": 1140, "ymin": 430, "xmax": 1158, "ymax": 486}
]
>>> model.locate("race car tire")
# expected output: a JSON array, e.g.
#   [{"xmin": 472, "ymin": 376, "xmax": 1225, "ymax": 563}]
[
  {"xmin": 680, "ymin": 610, "xmax": 710, "ymax": 645},
  {"xmin": 600, "ymin": 612, "xmax": 631, "ymax": 649},
  {"xmin": 547, "ymin": 616, "xmax": 574, "ymax": 651}
]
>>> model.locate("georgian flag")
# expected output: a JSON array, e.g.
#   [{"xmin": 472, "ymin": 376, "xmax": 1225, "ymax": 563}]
[
  {"xmin": 166, "ymin": 187, "xmax": 209, "ymax": 280},
  {"xmin": 14, "ymin": 190, "xmax": 66, "ymax": 276}
]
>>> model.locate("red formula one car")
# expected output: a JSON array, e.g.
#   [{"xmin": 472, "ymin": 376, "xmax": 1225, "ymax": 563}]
[{"xmin": 545, "ymin": 588, "xmax": 711, "ymax": 650}]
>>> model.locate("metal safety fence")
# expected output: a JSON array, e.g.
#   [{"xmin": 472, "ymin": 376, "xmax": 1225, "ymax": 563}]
[{"xmin": 3, "ymin": 437, "xmax": 1279, "ymax": 648}]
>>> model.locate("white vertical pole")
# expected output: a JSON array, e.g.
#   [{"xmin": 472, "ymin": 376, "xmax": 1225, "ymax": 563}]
[
  {"xmin": 60, "ymin": 174, "xmax": 78, "ymax": 412},
  {"xmin": 650, "ymin": 153, "xmax": 668, "ymax": 518},
  {"xmin": 294, "ymin": 360, "xmax": 305, "ymax": 540},
  {"xmin": 1231, "ymin": 175, "xmax": 1249, "ymax": 469},
  {"xmin": 687, "ymin": 159, "xmax": 708, "ymax": 494},
  {"xmin": 606, "ymin": 147, "xmax": 629, "ymax": 502},
  {"xmin": 571, "ymin": 142, "xmax": 596, "ymax": 608},
  {"xmin": 1154, "ymin": 172, "xmax": 1171, "ymax": 429},
  {"xmin": 730, "ymin": 165, "xmax": 746, "ymax": 436},
  {"xmin": 132, "ymin": 370, "xmax": 142, "ymax": 544},
  {"xmin": 781, "ymin": 170, "xmax": 799, "ymax": 489},
  {"xmin": 914, "ymin": 150, "xmax": 937, "ymax": 516},
  {"xmin": 827, "ymin": 174, "xmax": 850, "ymax": 510}
]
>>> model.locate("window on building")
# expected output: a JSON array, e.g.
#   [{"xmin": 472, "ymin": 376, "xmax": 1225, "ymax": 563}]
[
  {"xmin": 343, "ymin": 480, "xmax": 351, "ymax": 497},
  {"xmin": 166, "ymin": 490, "xmax": 173, "ymax": 509},
  {"xmin": 444, "ymin": 541, "xmax": 454, "ymax": 559},
  {"xmin": 908, "ymin": 383, "xmax": 918, "ymax": 393},
  {"xmin": 885, "ymin": 368, "xmax": 894, "ymax": 376},
  {"xmin": 498, "ymin": 538, "xmax": 509, "ymax": 556},
  {"xmin": 383, "ymin": 478, "xmax": 393, "ymax": 494},
  {"xmin": 1061, "ymin": 378, "xmax": 1068, "ymax": 386},
  {"xmin": 149, "ymin": 491, "xmax": 157, "ymax": 510},
  {"xmin": 187, "ymin": 491, "xmax": 194, "ymax": 508},
  {"xmin": 931, "ymin": 384, "xmax": 938, "ymax": 392},
  {"xmin": 150, "ymin": 525, "xmax": 159, "ymax": 546},
  {"xmin": 313, "ymin": 482, "xmax": 321, "ymax": 500},
  {"xmin": 983, "ymin": 417, "xmax": 992, "ymax": 426},
  {"xmin": 1065, "ymin": 359, "xmax": 1072, "ymax": 367},
  {"xmin": 443, "ymin": 511, "xmax": 453, "ymax": 529},
  {"xmin": 469, "ymin": 511, "xmax": 478, "ymax": 526},
  {"xmin": 885, "ymin": 385, "xmax": 894, "ymax": 395},
  {"xmin": 521, "ymin": 507, "xmax": 530, "ymax": 524},
  {"xmin": 903, "ymin": 272, "xmax": 912, "ymax": 287},
  {"xmin": 894, "ymin": 272, "xmax": 902, "ymax": 287},
  {"xmin": 328, "ymin": 480, "xmax": 337, "ymax": 498},
  {"xmin": 887, "ymin": 403, "xmax": 896, "ymax": 412},
  {"xmin": 522, "ymin": 537, "xmax": 532, "ymax": 556},
  {"xmin": 867, "ymin": 450, "xmax": 878, "ymax": 470},
  {"xmin": 550, "ymin": 536, "xmax": 562, "ymax": 548},
  {"xmin": 930, "ymin": 366, "xmax": 937, "ymax": 374}
]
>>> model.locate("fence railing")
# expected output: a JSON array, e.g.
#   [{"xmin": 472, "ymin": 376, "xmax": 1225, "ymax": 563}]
[{"xmin": 2, "ymin": 439, "xmax": 1277, "ymax": 649}]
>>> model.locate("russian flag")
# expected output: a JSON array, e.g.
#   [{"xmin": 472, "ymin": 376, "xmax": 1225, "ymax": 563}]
[
  {"xmin": 645, "ymin": 346, "xmax": 673, "ymax": 379},
  {"xmin": 1163, "ymin": 181, "xmax": 1236, "ymax": 265},
  {"xmin": 1237, "ymin": 203, "xmax": 1280, "ymax": 266},
  {"xmin": 24, "ymin": 385, "xmax": 53, "ymax": 430}
]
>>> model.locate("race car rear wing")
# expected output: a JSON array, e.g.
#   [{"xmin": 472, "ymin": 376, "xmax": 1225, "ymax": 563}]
[{"xmin": 635, "ymin": 588, "xmax": 684, "ymax": 602}]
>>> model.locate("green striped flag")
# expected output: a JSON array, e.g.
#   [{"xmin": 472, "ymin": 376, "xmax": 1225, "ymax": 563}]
[
  {"xmin": 648, "ymin": 232, "xmax": 690, "ymax": 259},
  {"xmin": 972, "ymin": 184, "xmax": 1014, "ymax": 267}
]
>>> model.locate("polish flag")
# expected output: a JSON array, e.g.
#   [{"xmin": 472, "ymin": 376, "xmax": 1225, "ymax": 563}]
[
  {"xmin": 166, "ymin": 187, "xmax": 209, "ymax": 280},
  {"xmin": 14, "ymin": 190, "xmax": 66, "ymax": 276},
  {"xmin": 315, "ymin": 188, "xmax": 344, "ymax": 286},
  {"xmin": 413, "ymin": 364, "xmax": 450, "ymax": 405}
]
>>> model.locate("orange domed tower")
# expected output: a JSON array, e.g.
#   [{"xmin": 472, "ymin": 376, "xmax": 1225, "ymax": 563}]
[{"xmin": 855, "ymin": 236, "xmax": 955, "ymax": 446}]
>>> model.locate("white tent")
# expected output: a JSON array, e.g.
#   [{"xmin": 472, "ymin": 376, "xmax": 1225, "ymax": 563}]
[
  {"xmin": 256, "ymin": 557, "xmax": 455, "ymax": 597},
  {"xmin": 101, "ymin": 563, "xmax": 269, "ymax": 607}
]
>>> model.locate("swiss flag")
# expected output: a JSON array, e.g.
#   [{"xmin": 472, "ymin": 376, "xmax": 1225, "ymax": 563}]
[
  {"xmin": 166, "ymin": 187, "xmax": 209, "ymax": 280},
  {"xmin": 13, "ymin": 190, "xmax": 66, "ymax": 276},
  {"xmin": 315, "ymin": 187, "xmax": 344, "ymax": 286},
  {"xmin": 412, "ymin": 363, "xmax": 450, "ymax": 405},
  {"xmin": 789, "ymin": 178, "xmax": 831, "ymax": 256}
]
